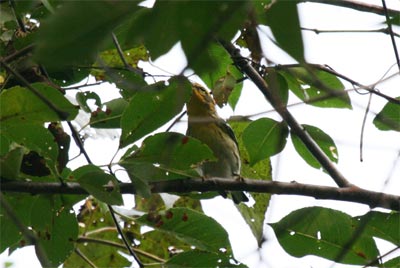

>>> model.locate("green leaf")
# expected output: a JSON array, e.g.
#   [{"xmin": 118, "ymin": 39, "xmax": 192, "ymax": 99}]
[
  {"xmin": 34, "ymin": 1, "xmax": 141, "ymax": 69},
  {"xmin": 126, "ymin": 1, "xmax": 249, "ymax": 74},
  {"xmin": 269, "ymin": 207, "xmax": 379, "ymax": 265},
  {"xmin": 373, "ymin": 98, "xmax": 400, "ymax": 132},
  {"xmin": 120, "ymin": 132, "xmax": 216, "ymax": 197},
  {"xmin": 71, "ymin": 165, "xmax": 123, "ymax": 205},
  {"xmin": 265, "ymin": 68, "xmax": 289, "ymax": 106},
  {"xmin": 242, "ymin": 118, "xmax": 289, "ymax": 166},
  {"xmin": 120, "ymin": 76, "xmax": 192, "ymax": 147},
  {"xmin": 230, "ymin": 119, "xmax": 272, "ymax": 247},
  {"xmin": 166, "ymin": 250, "xmax": 248, "ymax": 268},
  {"xmin": 0, "ymin": 83, "xmax": 78, "ymax": 124},
  {"xmin": 291, "ymin": 124, "xmax": 338, "ymax": 170},
  {"xmin": 124, "ymin": 132, "xmax": 215, "ymax": 173},
  {"xmin": 356, "ymin": 211, "xmax": 400, "ymax": 245},
  {"xmin": 137, "ymin": 207, "xmax": 231, "ymax": 253},
  {"xmin": 382, "ymin": 256, "xmax": 400, "ymax": 267},
  {"xmin": 1, "ymin": 123, "xmax": 59, "ymax": 176},
  {"xmin": 30, "ymin": 196, "xmax": 79, "ymax": 267},
  {"xmin": 0, "ymin": 147, "xmax": 24, "ymax": 180},
  {"xmin": 279, "ymin": 67, "xmax": 352, "ymax": 109},
  {"xmin": 265, "ymin": 1, "xmax": 304, "ymax": 62},
  {"xmin": 76, "ymin": 91, "xmax": 102, "ymax": 113},
  {"xmin": 64, "ymin": 198, "xmax": 131, "ymax": 268},
  {"xmin": 90, "ymin": 98, "xmax": 128, "ymax": 129},
  {"xmin": 0, "ymin": 193, "xmax": 37, "ymax": 253}
]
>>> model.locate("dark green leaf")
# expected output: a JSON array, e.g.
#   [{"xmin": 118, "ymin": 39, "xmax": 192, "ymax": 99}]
[
  {"xmin": 242, "ymin": 118, "xmax": 289, "ymax": 166},
  {"xmin": 120, "ymin": 132, "xmax": 216, "ymax": 193},
  {"xmin": 265, "ymin": 1, "xmax": 304, "ymax": 62},
  {"xmin": 137, "ymin": 207, "xmax": 231, "ymax": 253},
  {"xmin": 291, "ymin": 124, "xmax": 338, "ymax": 170},
  {"xmin": 279, "ymin": 67, "xmax": 352, "ymax": 109},
  {"xmin": 120, "ymin": 76, "xmax": 192, "ymax": 147},
  {"xmin": 126, "ymin": 1, "xmax": 249, "ymax": 74},
  {"xmin": 1, "ymin": 123, "xmax": 59, "ymax": 176},
  {"xmin": 166, "ymin": 250, "xmax": 248, "ymax": 268},
  {"xmin": 0, "ymin": 193, "xmax": 37, "ymax": 253},
  {"xmin": 72, "ymin": 165, "xmax": 123, "ymax": 205},
  {"xmin": 269, "ymin": 207, "xmax": 379, "ymax": 265},
  {"xmin": 90, "ymin": 98, "xmax": 128, "ymax": 129},
  {"xmin": 265, "ymin": 68, "xmax": 289, "ymax": 106},
  {"xmin": 0, "ymin": 147, "xmax": 24, "ymax": 179},
  {"xmin": 373, "ymin": 98, "xmax": 400, "ymax": 132},
  {"xmin": 76, "ymin": 91, "xmax": 102, "ymax": 113},
  {"xmin": 382, "ymin": 256, "xmax": 400, "ymax": 267},
  {"xmin": 355, "ymin": 211, "xmax": 400, "ymax": 245},
  {"xmin": 35, "ymin": 1, "xmax": 141, "ymax": 69},
  {"xmin": 30, "ymin": 196, "xmax": 78, "ymax": 267},
  {"xmin": 0, "ymin": 83, "xmax": 78, "ymax": 124}
]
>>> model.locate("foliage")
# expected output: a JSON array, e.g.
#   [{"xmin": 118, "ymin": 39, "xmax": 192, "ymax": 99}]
[{"xmin": 0, "ymin": 0, "xmax": 399, "ymax": 267}]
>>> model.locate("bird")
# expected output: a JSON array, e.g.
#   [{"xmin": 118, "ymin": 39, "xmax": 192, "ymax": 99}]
[{"xmin": 186, "ymin": 83, "xmax": 249, "ymax": 204}]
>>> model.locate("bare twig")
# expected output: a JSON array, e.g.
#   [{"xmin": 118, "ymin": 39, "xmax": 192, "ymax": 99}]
[
  {"xmin": 301, "ymin": 27, "xmax": 400, "ymax": 38},
  {"xmin": 359, "ymin": 93, "xmax": 373, "ymax": 162},
  {"xmin": 74, "ymin": 248, "xmax": 98, "ymax": 268},
  {"xmin": 382, "ymin": 0, "xmax": 400, "ymax": 72},
  {"xmin": 2, "ymin": 179, "xmax": 399, "ymax": 211},
  {"xmin": 301, "ymin": 0, "xmax": 400, "ymax": 17}
]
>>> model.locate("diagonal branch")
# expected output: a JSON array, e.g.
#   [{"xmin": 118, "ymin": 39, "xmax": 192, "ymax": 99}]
[
  {"xmin": 2, "ymin": 179, "xmax": 399, "ymax": 211},
  {"xmin": 219, "ymin": 40, "xmax": 352, "ymax": 188}
]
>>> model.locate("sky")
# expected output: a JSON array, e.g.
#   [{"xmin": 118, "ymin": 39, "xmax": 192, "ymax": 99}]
[{"xmin": 1, "ymin": 0, "xmax": 400, "ymax": 267}]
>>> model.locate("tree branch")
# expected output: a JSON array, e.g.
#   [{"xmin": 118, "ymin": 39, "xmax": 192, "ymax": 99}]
[
  {"xmin": 2, "ymin": 179, "xmax": 399, "ymax": 211},
  {"xmin": 301, "ymin": 0, "xmax": 400, "ymax": 17},
  {"xmin": 219, "ymin": 40, "xmax": 352, "ymax": 188}
]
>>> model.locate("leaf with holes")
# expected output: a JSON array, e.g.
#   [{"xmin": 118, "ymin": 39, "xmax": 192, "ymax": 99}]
[{"xmin": 269, "ymin": 207, "xmax": 379, "ymax": 265}]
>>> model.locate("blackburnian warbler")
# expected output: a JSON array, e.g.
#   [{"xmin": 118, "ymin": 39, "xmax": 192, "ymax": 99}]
[{"xmin": 186, "ymin": 83, "xmax": 248, "ymax": 204}]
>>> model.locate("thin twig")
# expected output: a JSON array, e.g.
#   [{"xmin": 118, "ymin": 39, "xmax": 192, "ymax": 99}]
[
  {"xmin": 74, "ymin": 248, "xmax": 98, "ymax": 268},
  {"xmin": 382, "ymin": 0, "xmax": 400, "ymax": 72},
  {"xmin": 301, "ymin": 27, "xmax": 400, "ymax": 38},
  {"xmin": 108, "ymin": 205, "xmax": 144, "ymax": 267},
  {"xmin": 302, "ymin": 0, "xmax": 400, "ymax": 17},
  {"xmin": 166, "ymin": 111, "xmax": 187, "ymax": 132},
  {"xmin": 359, "ymin": 93, "xmax": 373, "ymax": 162},
  {"xmin": 77, "ymin": 236, "xmax": 165, "ymax": 263}
]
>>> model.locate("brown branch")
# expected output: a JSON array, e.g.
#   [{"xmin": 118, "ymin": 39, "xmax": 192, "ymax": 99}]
[
  {"xmin": 2, "ymin": 179, "xmax": 399, "ymax": 211},
  {"xmin": 219, "ymin": 40, "xmax": 352, "ymax": 188},
  {"xmin": 301, "ymin": 0, "xmax": 400, "ymax": 17}
]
